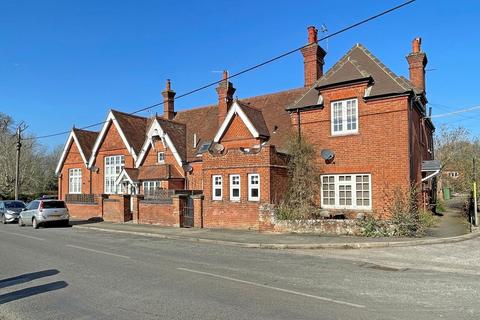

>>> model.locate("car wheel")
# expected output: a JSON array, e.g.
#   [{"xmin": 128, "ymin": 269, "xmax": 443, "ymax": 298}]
[
  {"xmin": 18, "ymin": 217, "xmax": 24, "ymax": 227},
  {"xmin": 32, "ymin": 218, "xmax": 39, "ymax": 229}
]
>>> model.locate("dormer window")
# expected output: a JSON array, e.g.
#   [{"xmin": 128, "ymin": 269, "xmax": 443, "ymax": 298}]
[
  {"xmin": 331, "ymin": 98, "xmax": 358, "ymax": 136},
  {"xmin": 157, "ymin": 152, "xmax": 165, "ymax": 164}
]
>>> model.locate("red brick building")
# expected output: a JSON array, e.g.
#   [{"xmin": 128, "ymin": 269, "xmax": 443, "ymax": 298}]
[{"xmin": 56, "ymin": 27, "xmax": 435, "ymax": 229}]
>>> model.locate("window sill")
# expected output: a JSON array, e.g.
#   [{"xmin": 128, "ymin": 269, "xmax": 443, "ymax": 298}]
[{"xmin": 330, "ymin": 132, "xmax": 359, "ymax": 138}]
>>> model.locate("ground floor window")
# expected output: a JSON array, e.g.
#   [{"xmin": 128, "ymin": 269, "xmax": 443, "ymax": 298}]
[
  {"xmin": 105, "ymin": 155, "xmax": 125, "ymax": 194},
  {"xmin": 212, "ymin": 175, "xmax": 222, "ymax": 200},
  {"xmin": 69, "ymin": 168, "xmax": 82, "ymax": 194},
  {"xmin": 248, "ymin": 174, "xmax": 260, "ymax": 201},
  {"xmin": 143, "ymin": 181, "xmax": 161, "ymax": 197},
  {"xmin": 321, "ymin": 174, "xmax": 371, "ymax": 210},
  {"xmin": 230, "ymin": 174, "xmax": 240, "ymax": 201}
]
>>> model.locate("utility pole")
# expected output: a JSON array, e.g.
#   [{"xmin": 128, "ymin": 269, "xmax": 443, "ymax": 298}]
[
  {"xmin": 14, "ymin": 122, "xmax": 27, "ymax": 201},
  {"xmin": 474, "ymin": 158, "xmax": 478, "ymax": 227}
]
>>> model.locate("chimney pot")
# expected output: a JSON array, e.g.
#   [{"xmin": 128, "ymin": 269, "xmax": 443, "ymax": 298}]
[
  {"xmin": 412, "ymin": 37, "xmax": 421, "ymax": 53},
  {"xmin": 216, "ymin": 70, "xmax": 236, "ymax": 127},
  {"xmin": 166, "ymin": 79, "xmax": 171, "ymax": 91},
  {"xmin": 307, "ymin": 26, "xmax": 318, "ymax": 44}
]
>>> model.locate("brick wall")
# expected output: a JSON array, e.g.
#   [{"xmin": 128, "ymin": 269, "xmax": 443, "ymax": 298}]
[
  {"xmin": 103, "ymin": 195, "xmax": 132, "ymax": 222},
  {"xmin": 291, "ymin": 83, "xmax": 411, "ymax": 217},
  {"xmin": 90, "ymin": 123, "xmax": 135, "ymax": 195},
  {"xmin": 138, "ymin": 201, "xmax": 176, "ymax": 226},
  {"xmin": 59, "ymin": 141, "xmax": 90, "ymax": 200}
]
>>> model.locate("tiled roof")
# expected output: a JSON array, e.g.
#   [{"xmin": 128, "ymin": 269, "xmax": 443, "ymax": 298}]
[
  {"xmin": 154, "ymin": 117, "xmax": 187, "ymax": 161},
  {"xmin": 288, "ymin": 44, "xmax": 419, "ymax": 110},
  {"xmin": 237, "ymin": 101, "xmax": 270, "ymax": 138},
  {"xmin": 174, "ymin": 87, "xmax": 307, "ymax": 158},
  {"xmin": 138, "ymin": 164, "xmax": 183, "ymax": 180},
  {"xmin": 111, "ymin": 110, "xmax": 148, "ymax": 155},
  {"xmin": 72, "ymin": 128, "xmax": 98, "ymax": 161}
]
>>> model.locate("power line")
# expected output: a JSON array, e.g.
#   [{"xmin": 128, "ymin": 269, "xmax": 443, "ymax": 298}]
[
  {"xmin": 25, "ymin": 0, "xmax": 416, "ymax": 141},
  {"xmin": 431, "ymin": 105, "xmax": 480, "ymax": 119}
]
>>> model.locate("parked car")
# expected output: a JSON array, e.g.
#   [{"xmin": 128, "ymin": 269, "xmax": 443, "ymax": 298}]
[
  {"xmin": 0, "ymin": 200, "xmax": 26, "ymax": 224},
  {"xmin": 19, "ymin": 199, "xmax": 69, "ymax": 229}
]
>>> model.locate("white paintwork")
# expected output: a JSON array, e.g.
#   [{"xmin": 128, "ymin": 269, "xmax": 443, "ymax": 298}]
[
  {"xmin": 213, "ymin": 101, "xmax": 260, "ymax": 143},
  {"xmin": 55, "ymin": 130, "xmax": 89, "ymax": 175}
]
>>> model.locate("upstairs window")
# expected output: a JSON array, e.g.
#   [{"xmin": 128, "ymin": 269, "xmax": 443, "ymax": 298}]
[
  {"xmin": 104, "ymin": 155, "xmax": 125, "ymax": 194},
  {"xmin": 68, "ymin": 168, "xmax": 82, "ymax": 194},
  {"xmin": 331, "ymin": 99, "xmax": 358, "ymax": 135},
  {"xmin": 212, "ymin": 175, "xmax": 223, "ymax": 200},
  {"xmin": 157, "ymin": 152, "xmax": 165, "ymax": 164},
  {"xmin": 248, "ymin": 174, "xmax": 260, "ymax": 201},
  {"xmin": 230, "ymin": 174, "xmax": 241, "ymax": 201}
]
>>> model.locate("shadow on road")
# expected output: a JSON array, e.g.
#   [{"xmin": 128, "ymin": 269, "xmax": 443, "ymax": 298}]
[
  {"xmin": 0, "ymin": 281, "xmax": 68, "ymax": 305},
  {"xmin": 0, "ymin": 269, "xmax": 60, "ymax": 289},
  {"xmin": 69, "ymin": 217, "xmax": 104, "ymax": 226}
]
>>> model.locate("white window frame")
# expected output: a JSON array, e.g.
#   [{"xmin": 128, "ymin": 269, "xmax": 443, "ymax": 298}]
[
  {"xmin": 68, "ymin": 168, "xmax": 82, "ymax": 194},
  {"xmin": 104, "ymin": 155, "xmax": 125, "ymax": 194},
  {"xmin": 157, "ymin": 151, "xmax": 165, "ymax": 164},
  {"xmin": 212, "ymin": 175, "xmax": 223, "ymax": 201},
  {"xmin": 321, "ymin": 174, "xmax": 371, "ymax": 210},
  {"xmin": 331, "ymin": 98, "xmax": 358, "ymax": 136},
  {"xmin": 248, "ymin": 174, "xmax": 260, "ymax": 201},
  {"xmin": 229, "ymin": 174, "xmax": 241, "ymax": 202},
  {"xmin": 142, "ymin": 181, "xmax": 160, "ymax": 197}
]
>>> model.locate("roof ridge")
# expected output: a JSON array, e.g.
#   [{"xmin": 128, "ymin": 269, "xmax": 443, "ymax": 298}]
[
  {"xmin": 73, "ymin": 128, "xmax": 98, "ymax": 134},
  {"xmin": 236, "ymin": 100, "xmax": 263, "ymax": 112},
  {"xmin": 154, "ymin": 116, "xmax": 187, "ymax": 127},
  {"xmin": 355, "ymin": 44, "xmax": 409, "ymax": 91},
  {"xmin": 111, "ymin": 109, "xmax": 148, "ymax": 121}
]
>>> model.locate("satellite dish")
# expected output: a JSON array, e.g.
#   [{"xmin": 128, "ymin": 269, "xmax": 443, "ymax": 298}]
[
  {"xmin": 213, "ymin": 143, "xmax": 225, "ymax": 152},
  {"xmin": 320, "ymin": 149, "xmax": 335, "ymax": 162},
  {"xmin": 183, "ymin": 164, "xmax": 193, "ymax": 173}
]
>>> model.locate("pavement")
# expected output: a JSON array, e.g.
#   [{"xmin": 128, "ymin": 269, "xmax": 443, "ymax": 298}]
[
  {"xmin": 72, "ymin": 197, "xmax": 477, "ymax": 249},
  {"xmin": 1, "ymin": 221, "xmax": 480, "ymax": 319}
]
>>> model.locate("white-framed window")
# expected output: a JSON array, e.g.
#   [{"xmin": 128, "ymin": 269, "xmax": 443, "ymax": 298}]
[
  {"xmin": 142, "ymin": 181, "xmax": 160, "ymax": 197},
  {"xmin": 331, "ymin": 98, "xmax": 358, "ymax": 135},
  {"xmin": 68, "ymin": 168, "xmax": 82, "ymax": 194},
  {"xmin": 212, "ymin": 175, "xmax": 223, "ymax": 200},
  {"xmin": 321, "ymin": 174, "xmax": 371, "ymax": 210},
  {"xmin": 248, "ymin": 174, "xmax": 260, "ymax": 201},
  {"xmin": 230, "ymin": 174, "xmax": 241, "ymax": 201},
  {"xmin": 104, "ymin": 155, "xmax": 125, "ymax": 194},
  {"xmin": 157, "ymin": 152, "xmax": 165, "ymax": 163}
]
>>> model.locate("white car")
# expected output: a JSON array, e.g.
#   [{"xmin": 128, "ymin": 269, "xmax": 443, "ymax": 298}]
[{"xmin": 19, "ymin": 199, "xmax": 69, "ymax": 229}]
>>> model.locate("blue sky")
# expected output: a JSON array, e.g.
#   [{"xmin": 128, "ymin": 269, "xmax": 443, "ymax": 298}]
[{"xmin": 1, "ymin": 0, "xmax": 479, "ymax": 149}]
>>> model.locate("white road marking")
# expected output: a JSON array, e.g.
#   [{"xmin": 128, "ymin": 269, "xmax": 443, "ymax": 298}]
[
  {"xmin": 177, "ymin": 267, "xmax": 366, "ymax": 309},
  {"xmin": 66, "ymin": 244, "xmax": 130, "ymax": 259},
  {"xmin": 0, "ymin": 230, "xmax": 45, "ymax": 241}
]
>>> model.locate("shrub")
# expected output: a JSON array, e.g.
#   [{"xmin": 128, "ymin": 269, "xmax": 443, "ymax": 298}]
[{"xmin": 359, "ymin": 214, "xmax": 391, "ymax": 237}]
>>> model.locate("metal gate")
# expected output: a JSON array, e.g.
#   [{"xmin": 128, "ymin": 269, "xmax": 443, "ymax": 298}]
[{"xmin": 180, "ymin": 196, "xmax": 194, "ymax": 228}]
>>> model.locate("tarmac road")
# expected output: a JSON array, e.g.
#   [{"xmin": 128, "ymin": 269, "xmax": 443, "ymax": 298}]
[{"xmin": 0, "ymin": 223, "xmax": 478, "ymax": 319}]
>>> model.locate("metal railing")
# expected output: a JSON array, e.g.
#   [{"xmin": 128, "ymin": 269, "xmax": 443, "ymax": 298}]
[{"xmin": 65, "ymin": 193, "xmax": 97, "ymax": 204}]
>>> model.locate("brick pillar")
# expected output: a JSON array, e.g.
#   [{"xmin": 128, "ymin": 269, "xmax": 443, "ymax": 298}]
[
  {"xmin": 172, "ymin": 195, "xmax": 186, "ymax": 227},
  {"xmin": 192, "ymin": 195, "xmax": 204, "ymax": 228},
  {"xmin": 132, "ymin": 195, "xmax": 144, "ymax": 223}
]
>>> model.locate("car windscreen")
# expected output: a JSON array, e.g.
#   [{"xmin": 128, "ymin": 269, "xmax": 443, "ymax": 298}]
[
  {"xmin": 42, "ymin": 201, "xmax": 66, "ymax": 209},
  {"xmin": 5, "ymin": 201, "xmax": 26, "ymax": 209}
]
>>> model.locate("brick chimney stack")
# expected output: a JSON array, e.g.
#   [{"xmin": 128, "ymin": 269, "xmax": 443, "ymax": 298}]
[
  {"xmin": 162, "ymin": 79, "xmax": 176, "ymax": 120},
  {"xmin": 406, "ymin": 37, "xmax": 428, "ymax": 93},
  {"xmin": 216, "ymin": 70, "xmax": 236, "ymax": 127},
  {"xmin": 301, "ymin": 26, "xmax": 326, "ymax": 87}
]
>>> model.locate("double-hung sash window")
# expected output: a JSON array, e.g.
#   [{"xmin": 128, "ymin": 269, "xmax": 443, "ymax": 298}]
[
  {"xmin": 331, "ymin": 99, "xmax": 358, "ymax": 135},
  {"xmin": 157, "ymin": 152, "xmax": 165, "ymax": 163},
  {"xmin": 143, "ymin": 181, "xmax": 160, "ymax": 197},
  {"xmin": 230, "ymin": 175, "xmax": 241, "ymax": 201},
  {"xmin": 212, "ymin": 175, "xmax": 223, "ymax": 200},
  {"xmin": 68, "ymin": 168, "xmax": 82, "ymax": 194},
  {"xmin": 248, "ymin": 174, "xmax": 260, "ymax": 201},
  {"xmin": 321, "ymin": 174, "xmax": 371, "ymax": 210},
  {"xmin": 104, "ymin": 155, "xmax": 125, "ymax": 194}
]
